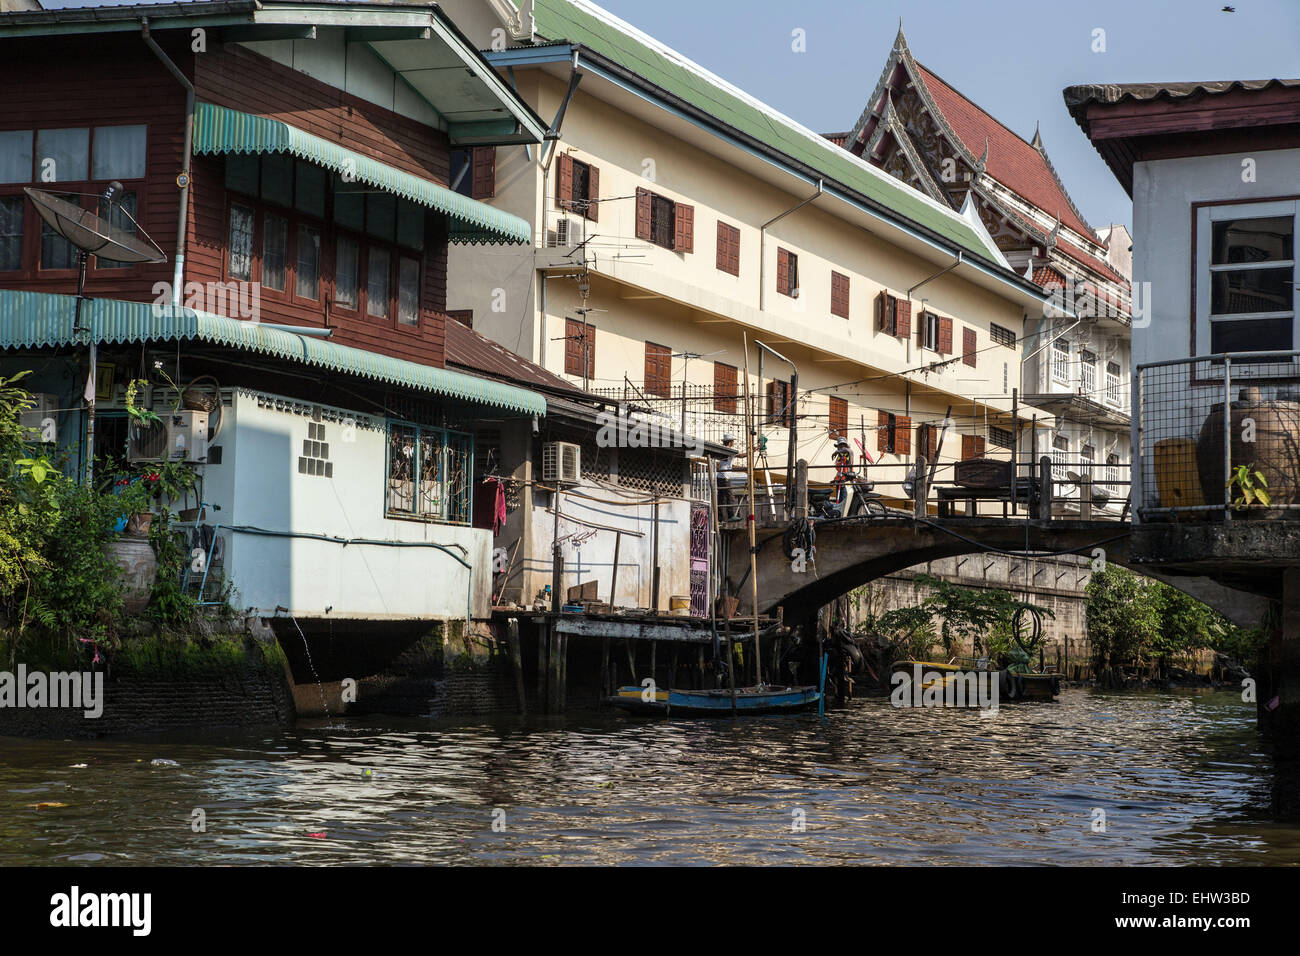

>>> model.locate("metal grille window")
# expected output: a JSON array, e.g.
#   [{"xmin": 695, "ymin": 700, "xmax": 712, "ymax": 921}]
[
  {"xmin": 619, "ymin": 447, "xmax": 685, "ymax": 497},
  {"xmin": 1080, "ymin": 443, "xmax": 1095, "ymax": 480},
  {"xmin": 1051, "ymin": 338, "xmax": 1070, "ymax": 385},
  {"xmin": 650, "ymin": 194, "xmax": 675, "ymax": 248},
  {"xmin": 1080, "ymin": 350, "xmax": 1097, "ymax": 395},
  {"xmin": 386, "ymin": 422, "xmax": 473, "ymax": 524},
  {"xmin": 228, "ymin": 202, "xmax": 254, "ymax": 281},
  {"xmin": 1106, "ymin": 361, "xmax": 1121, "ymax": 407},
  {"xmin": 1106, "ymin": 452, "xmax": 1121, "ymax": 496},
  {"xmin": 0, "ymin": 196, "xmax": 21, "ymax": 271},
  {"xmin": 989, "ymin": 426, "xmax": 1014, "ymax": 449}
]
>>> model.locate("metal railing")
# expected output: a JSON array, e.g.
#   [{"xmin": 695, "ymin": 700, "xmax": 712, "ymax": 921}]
[{"xmin": 1134, "ymin": 349, "xmax": 1300, "ymax": 521}]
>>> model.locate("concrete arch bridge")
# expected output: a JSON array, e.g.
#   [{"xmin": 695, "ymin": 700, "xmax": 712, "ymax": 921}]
[{"xmin": 720, "ymin": 515, "xmax": 1268, "ymax": 628}]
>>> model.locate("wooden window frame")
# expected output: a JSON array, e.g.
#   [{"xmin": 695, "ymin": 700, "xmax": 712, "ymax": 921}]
[
  {"xmin": 776, "ymin": 247, "xmax": 799, "ymax": 298},
  {"xmin": 713, "ymin": 360, "xmax": 738, "ymax": 413},
  {"xmin": 635, "ymin": 187, "xmax": 692, "ymax": 251},
  {"xmin": 961, "ymin": 434, "xmax": 987, "ymax": 461},
  {"xmin": 767, "ymin": 379, "xmax": 795, "ymax": 428},
  {"xmin": 557, "ymin": 153, "xmax": 600, "ymax": 222},
  {"xmin": 830, "ymin": 270, "xmax": 850, "ymax": 319},
  {"xmin": 828, "ymin": 395, "xmax": 848, "ymax": 437},
  {"xmin": 876, "ymin": 290, "xmax": 910, "ymax": 337},
  {"xmin": 564, "ymin": 317, "xmax": 595, "ymax": 379},
  {"xmin": 644, "ymin": 341, "xmax": 672, "ymax": 397},
  {"xmin": 962, "ymin": 326, "xmax": 978, "ymax": 367}
]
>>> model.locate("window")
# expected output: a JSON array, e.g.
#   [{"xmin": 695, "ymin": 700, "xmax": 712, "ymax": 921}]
[
  {"xmin": 636, "ymin": 187, "xmax": 692, "ymax": 251},
  {"xmin": 716, "ymin": 221, "xmax": 740, "ymax": 276},
  {"xmin": 645, "ymin": 341, "xmax": 671, "ymax": 397},
  {"xmin": 557, "ymin": 153, "xmax": 599, "ymax": 221},
  {"xmin": 713, "ymin": 361, "xmax": 737, "ymax": 413},
  {"xmin": 828, "ymin": 395, "xmax": 848, "ymax": 437},
  {"xmin": 917, "ymin": 422, "xmax": 938, "ymax": 462},
  {"xmin": 962, "ymin": 326, "xmax": 977, "ymax": 367},
  {"xmin": 451, "ymin": 147, "xmax": 496, "ymax": 200},
  {"xmin": 1080, "ymin": 350, "xmax": 1097, "ymax": 395},
  {"xmin": 777, "ymin": 248, "xmax": 799, "ymax": 298},
  {"xmin": 830, "ymin": 271, "xmax": 850, "ymax": 318},
  {"xmin": 877, "ymin": 411, "xmax": 911, "ymax": 455},
  {"xmin": 768, "ymin": 379, "xmax": 795, "ymax": 428},
  {"xmin": 0, "ymin": 196, "xmax": 21, "ymax": 271},
  {"xmin": 922, "ymin": 311, "xmax": 940, "ymax": 351},
  {"xmin": 1051, "ymin": 434, "xmax": 1069, "ymax": 479},
  {"xmin": 262, "ymin": 213, "xmax": 288, "ymax": 291},
  {"xmin": 335, "ymin": 237, "xmax": 359, "ymax": 311},
  {"xmin": 1051, "ymin": 338, "xmax": 1070, "ymax": 384},
  {"xmin": 878, "ymin": 292, "xmax": 913, "ymax": 340},
  {"xmin": 565, "ymin": 318, "xmax": 595, "ymax": 379},
  {"xmin": 1106, "ymin": 361, "xmax": 1122, "ymax": 407},
  {"xmin": 228, "ymin": 202, "xmax": 254, "ymax": 281},
  {"xmin": 0, "ymin": 126, "xmax": 148, "ymax": 274},
  {"xmin": 1106, "ymin": 452, "xmax": 1121, "ymax": 494},
  {"xmin": 386, "ymin": 422, "xmax": 473, "ymax": 525},
  {"xmin": 1080, "ymin": 443, "xmax": 1096, "ymax": 485},
  {"xmin": 396, "ymin": 255, "xmax": 419, "ymax": 326},
  {"xmin": 1197, "ymin": 200, "xmax": 1296, "ymax": 360},
  {"xmin": 1003, "ymin": 361, "xmax": 1009, "ymax": 393},
  {"xmin": 990, "ymin": 323, "xmax": 1017, "ymax": 348},
  {"xmin": 367, "ymin": 247, "xmax": 391, "ymax": 318},
  {"xmin": 961, "ymin": 434, "xmax": 986, "ymax": 460}
]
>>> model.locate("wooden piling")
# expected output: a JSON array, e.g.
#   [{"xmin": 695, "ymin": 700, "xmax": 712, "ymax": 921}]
[
  {"xmin": 508, "ymin": 618, "xmax": 527, "ymax": 716},
  {"xmin": 600, "ymin": 636, "xmax": 610, "ymax": 700},
  {"xmin": 537, "ymin": 624, "xmax": 548, "ymax": 710}
]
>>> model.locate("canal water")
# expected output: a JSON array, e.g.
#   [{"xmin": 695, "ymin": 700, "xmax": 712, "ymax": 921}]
[{"xmin": 2, "ymin": 687, "xmax": 1296, "ymax": 865}]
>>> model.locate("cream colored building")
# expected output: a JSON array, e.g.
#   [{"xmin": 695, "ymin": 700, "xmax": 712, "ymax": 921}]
[{"xmin": 444, "ymin": 0, "xmax": 1060, "ymax": 509}]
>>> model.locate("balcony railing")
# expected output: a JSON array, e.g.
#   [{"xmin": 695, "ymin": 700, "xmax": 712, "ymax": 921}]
[{"xmin": 1134, "ymin": 349, "xmax": 1300, "ymax": 520}]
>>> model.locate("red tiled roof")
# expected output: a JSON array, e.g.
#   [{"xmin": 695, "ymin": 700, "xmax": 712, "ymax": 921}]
[
  {"xmin": 1033, "ymin": 265, "xmax": 1066, "ymax": 288},
  {"xmin": 990, "ymin": 196, "xmax": 1127, "ymax": 287},
  {"xmin": 915, "ymin": 63, "xmax": 1096, "ymax": 242}
]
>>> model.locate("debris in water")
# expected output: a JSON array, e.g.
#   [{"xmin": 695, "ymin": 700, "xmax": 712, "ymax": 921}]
[
  {"xmin": 150, "ymin": 759, "xmax": 180, "ymax": 768},
  {"xmin": 69, "ymin": 764, "xmax": 88, "ymax": 769},
  {"xmin": 307, "ymin": 832, "xmax": 326, "ymax": 838},
  {"xmin": 30, "ymin": 802, "xmax": 68, "ymax": 810}
]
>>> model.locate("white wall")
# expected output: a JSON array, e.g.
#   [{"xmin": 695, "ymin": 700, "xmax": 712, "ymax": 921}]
[{"xmin": 207, "ymin": 390, "xmax": 491, "ymax": 621}]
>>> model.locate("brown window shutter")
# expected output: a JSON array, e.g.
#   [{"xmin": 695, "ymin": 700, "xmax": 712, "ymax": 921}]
[
  {"xmin": 877, "ymin": 294, "xmax": 897, "ymax": 335},
  {"xmin": 896, "ymin": 298, "xmax": 912, "ymax": 339},
  {"xmin": 645, "ymin": 341, "xmax": 670, "ymax": 396},
  {"xmin": 917, "ymin": 311, "xmax": 926, "ymax": 347},
  {"xmin": 635, "ymin": 188, "xmax": 651, "ymax": 241},
  {"xmin": 776, "ymin": 248, "xmax": 790, "ymax": 296},
  {"xmin": 716, "ymin": 222, "xmax": 729, "ymax": 273},
  {"xmin": 564, "ymin": 318, "xmax": 593, "ymax": 378},
  {"xmin": 557, "ymin": 153, "xmax": 574, "ymax": 210},
  {"xmin": 878, "ymin": 410, "xmax": 890, "ymax": 453},
  {"xmin": 917, "ymin": 423, "xmax": 933, "ymax": 462},
  {"xmin": 895, "ymin": 415, "xmax": 912, "ymax": 456},
  {"xmin": 963, "ymin": 326, "xmax": 977, "ymax": 367},
  {"xmin": 713, "ymin": 361, "xmax": 737, "ymax": 413},
  {"xmin": 938, "ymin": 316, "xmax": 953, "ymax": 354},
  {"xmin": 673, "ymin": 202, "xmax": 694, "ymax": 253},
  {"xmin": 875, "ymin": 291, "xmax": 886, "ymax": 331},
  {"xmin": 961, "ymin": 435, "xmax": 986, "ymax": 460},
  {"xmin": 830, "ymin": 271, "xmax": 849, "ymax": 319},
  {"xmin": 585, "ymin": 164, "xmax": 599, "ymax": 222},
  {"xmin": 471, "ymin": 147, "xmax": 496, "ymax": 199},
  {"xmin": 727, "ymin": 226, "xmax": 739, "ymax": 275},
  {"xmin": 828, "ymin": 396, "xmax": 847, "ymax": 437}
]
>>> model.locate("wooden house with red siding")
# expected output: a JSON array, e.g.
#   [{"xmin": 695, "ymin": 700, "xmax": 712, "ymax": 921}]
[{"xmin": 0, "ymin": 2, "xmax": 552, "ymax": 638}]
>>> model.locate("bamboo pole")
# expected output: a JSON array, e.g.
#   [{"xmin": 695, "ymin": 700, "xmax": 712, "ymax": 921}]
[{"xmin": 742, "ymin": 332, "xmax": 762, "ymax": 689}]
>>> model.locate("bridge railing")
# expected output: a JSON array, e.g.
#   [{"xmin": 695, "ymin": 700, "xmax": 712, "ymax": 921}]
[
  {"xmin": 1134, "ymin": 349, "xmax": 1300, "ymax": 522},
  {"xmin": 718, "ymin": 457, "xmax": 1130, "ymax": 523}
]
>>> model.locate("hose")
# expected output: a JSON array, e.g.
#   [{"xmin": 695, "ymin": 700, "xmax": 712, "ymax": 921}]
[{"xmin": 782, "ymin": 515, "xmax": 815, "ymax": 560}]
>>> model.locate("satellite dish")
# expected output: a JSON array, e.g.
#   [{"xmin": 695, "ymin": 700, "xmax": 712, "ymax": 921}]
[
  {"xmin": 1065, "ymin": 470, "xmax": 1083, "ymax": 484},
  {"xmin": 24, "ymin": 184, "xmax": 165, "ymax": 264}
]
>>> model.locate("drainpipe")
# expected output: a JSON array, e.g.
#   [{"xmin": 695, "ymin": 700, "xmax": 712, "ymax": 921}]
[
  {"xmin": 142, "ymin": 17, "xmax": 193, "ymax": 309},
  {"xmin": 759, "ymin": 180, "xmax": 822, "ymax": 313},
  {"xmin": 537, "ymin": 50, "xmax": 583, "ymax": 369}
]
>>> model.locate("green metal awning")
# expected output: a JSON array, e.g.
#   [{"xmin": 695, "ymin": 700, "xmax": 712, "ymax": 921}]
[
  {"xmin": 0, "ymin": 290, "xmax": 546, "ymax": 416},
  {"xmin": 192, "ymin": 102, "xmax": 533, "ymax": 246}
]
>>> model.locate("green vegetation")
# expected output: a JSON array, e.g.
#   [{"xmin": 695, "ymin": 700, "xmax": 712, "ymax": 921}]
[
  {"xmin": 1085, "ymin": 565, "xmax": 1265, "ymax": 674},
  {"xmin": 1227, "ymin": 464, "xmax": 1271, "ymax": 511},
  {"xmin": 858, "ymin": 573, "xmax": 1052, "ymax": 667},
  {"xmin": 1, "ymin": 370, "xmax": 229, "ymax": 668}
]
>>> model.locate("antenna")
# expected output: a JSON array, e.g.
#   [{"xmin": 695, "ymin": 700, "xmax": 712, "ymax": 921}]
[{"xmin": 23, "ymin": 184, "xmax": 166, "ymax": 487}]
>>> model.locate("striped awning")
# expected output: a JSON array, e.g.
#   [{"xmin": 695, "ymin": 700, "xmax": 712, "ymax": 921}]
[
  {"xmin": 0, "ymin": 290, "xmax": 546, "ymax": 416},
  {"xmin": 192, "ymin": 102, "xmax": 532, "ymax": 246}
]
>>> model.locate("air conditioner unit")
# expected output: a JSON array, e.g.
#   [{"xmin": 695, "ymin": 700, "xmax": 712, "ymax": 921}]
[
  {"xmin": 542, "ymin": 441, "xmax": 581, "ymax": 484},
  {"xmin": 128, "ymin": 410, "xmax": 209, "ymax": 463},
  {"xmin": 18, "ymin": 393, "xmax": 58, "ymax": 443}
]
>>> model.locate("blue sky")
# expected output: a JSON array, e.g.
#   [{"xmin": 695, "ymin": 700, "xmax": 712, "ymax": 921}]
[{"xmin": 40, "ymin": 0, "xmax": 1300, "ymax": 234}]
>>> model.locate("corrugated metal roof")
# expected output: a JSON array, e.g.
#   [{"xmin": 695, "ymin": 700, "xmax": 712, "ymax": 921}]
[
  {"xmin": 527, "ymin": 0, "xmax": 1008, "ymax": 267},
  {"xmin": 1064, "ymin": 78, "xmax": 1300, "ymax": 113},
  {"xmin": 444, "ymin": 319, "xmax": 585, "ymax": 395},
  {"xmin": 193, "ymin": 102, "xmax": 533, "ymax": 246},
  {"xmin": 0, "ymin": 290, "xmax": 546, "ymax": 415}
]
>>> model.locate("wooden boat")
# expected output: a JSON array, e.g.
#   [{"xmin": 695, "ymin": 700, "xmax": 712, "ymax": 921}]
[
  {"xmin": 890, "ymin": 659, "xmax": 1061, "ymax": 701},
  {"xmin": 606, "ymin": 684, "xmax": 821, "ymax": 716}
]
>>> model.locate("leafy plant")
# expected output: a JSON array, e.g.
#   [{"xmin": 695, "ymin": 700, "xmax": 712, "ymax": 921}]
[
  {"xmin": 1227, "ymin": 464, "xmax": 1271, "ymax": 511},
  {"xmin": 124, "ymin": 377, "xmax": 161, "ymax": 426}
]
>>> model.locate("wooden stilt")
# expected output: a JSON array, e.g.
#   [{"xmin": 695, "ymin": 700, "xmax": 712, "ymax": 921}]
[
  {"xmin": 650, "ymin": 640, "xmax": 657, "ymax": 690},
  {"xmin": 625, "ymin": 638, "xmax": 636, "ymax": 685},
  {"xmin": 670, "ymin": 644, "xmax": 679, "ymax": 690},
  {"xmin": 548, "ymin": 623, "xmax": 562, "ymax": 714},
  {"xmin": 557, "ymin": 631, "xmax": 568, "ymax": 712},
  {"xmin": 537, "ymin": 624, "xmax": 548, "ymax": 710},
  {"xmin": 601, "ymin": 636, "xmax": 611, "ymax": 700},
  {"xmin": 508, "ymin": 618, "xmax": 527, "ymax": 716}
]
